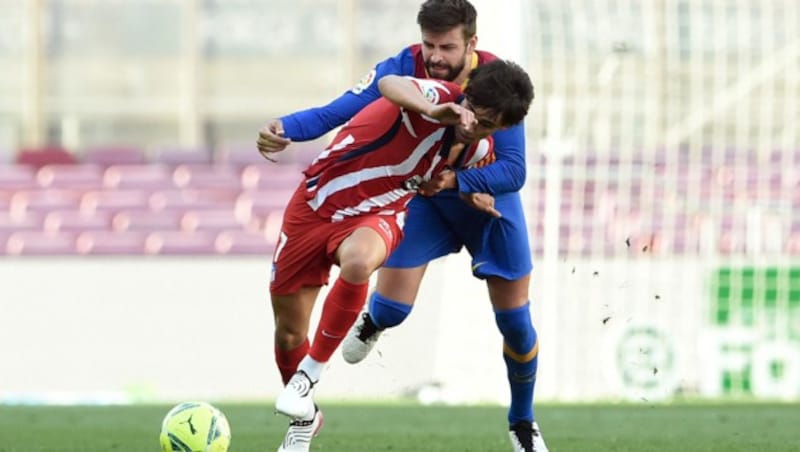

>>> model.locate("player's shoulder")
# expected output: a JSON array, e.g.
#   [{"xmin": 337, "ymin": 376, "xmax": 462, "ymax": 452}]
[{"xmin": 475, "ymin": 49, "xmax": 500, "ymax": 64}]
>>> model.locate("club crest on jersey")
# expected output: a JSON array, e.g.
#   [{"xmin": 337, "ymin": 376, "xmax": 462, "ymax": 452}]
[
  {"xmin": 351, "ymin": 69, "xmax": 377, "ymax": 95},
  {"xmin": 402, "ymin": 175, "xmax": 424, "ymax": 191}
]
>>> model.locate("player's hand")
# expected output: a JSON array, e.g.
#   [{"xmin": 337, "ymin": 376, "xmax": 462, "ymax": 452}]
[
  {"xmin": 418, "ymin": 170, "xmax": 457, "ymax": 196},
  {"xmin": 427, "ymin": 102, "xmax": 476, "ymax": 129},
  {"xmin": 257, "ymin": 119, "xmax": 291, "ymax": 162},
  {"xmin": 459, "ymin": 192, "xmax": 502, "ymax": 218}
]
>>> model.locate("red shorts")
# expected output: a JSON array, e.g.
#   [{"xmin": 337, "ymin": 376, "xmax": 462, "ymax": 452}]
[{"xmin": 269, "ymin": 187, "xmax": 404, "ymax": 295}]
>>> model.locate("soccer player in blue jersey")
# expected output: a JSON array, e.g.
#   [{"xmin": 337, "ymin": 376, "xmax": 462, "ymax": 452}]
[{"xmin": 257, "ymin": 1, "xmax": 547, "ymax": 451}]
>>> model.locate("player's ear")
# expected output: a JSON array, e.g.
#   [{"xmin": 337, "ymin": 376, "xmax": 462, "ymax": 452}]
[{"xmin": 467, "ymin": 35, "xmax": 478, "ymax": 52}]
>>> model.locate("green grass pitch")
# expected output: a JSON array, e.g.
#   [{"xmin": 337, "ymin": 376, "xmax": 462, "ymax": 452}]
[{"xmin": 0, "ymin": 402, "xmax": 797, "ymax": 451}]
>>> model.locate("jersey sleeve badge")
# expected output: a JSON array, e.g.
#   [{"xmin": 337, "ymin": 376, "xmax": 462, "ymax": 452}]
[{"xmin": 351, "ymin": 69, "xmax": 377, "ymax": 95}]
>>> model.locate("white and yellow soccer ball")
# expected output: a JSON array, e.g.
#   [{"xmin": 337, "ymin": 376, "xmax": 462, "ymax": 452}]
[{"xmin": 159, "ymin": 401, "xmax": 231, "ymax": 452}]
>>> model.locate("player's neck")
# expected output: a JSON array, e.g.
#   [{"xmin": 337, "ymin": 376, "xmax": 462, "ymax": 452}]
[
  {"xmin": 453, "ymin": 72, "xmax": 469, "ymax": 87},
  {"xmin": 446, "ymin": 142, "xmax": 467, "ymax": 166},
  {"xmin": 453, "ymin": 52, "xmax": 478, "ymax": 88}
]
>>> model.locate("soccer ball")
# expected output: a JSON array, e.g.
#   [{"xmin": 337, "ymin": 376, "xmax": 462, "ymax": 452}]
[{"xmin": 159, "ymin": 401, "xmax": 231, "ymax": 452}]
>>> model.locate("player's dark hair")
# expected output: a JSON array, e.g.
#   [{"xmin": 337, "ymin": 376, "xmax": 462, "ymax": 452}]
[
  {"xmin": 417, "ymin": 0, "xmax": 477, "ymax": 40},
  {"xmin": 465, "ymin": 60, "xmax": 534, "ymax": 127}
]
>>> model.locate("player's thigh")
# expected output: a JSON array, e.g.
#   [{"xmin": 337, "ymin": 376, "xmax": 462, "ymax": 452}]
[
  {"xmin": 334, "ymin": 226, "xmax": 392, "ymax": 282},
  {"xmin": 271, "ymin": 194, "xmax": 336, "ymax": 295},
  {"xmin": 375, "ymin": 265, "xmax": 428, "ymax": 305},
  {"xmin": 385, "ymin": 196, "xmax": 461, "ymax": 269}
]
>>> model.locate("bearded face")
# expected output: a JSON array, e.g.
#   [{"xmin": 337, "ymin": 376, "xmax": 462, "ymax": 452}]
[
  {"xmin": 424, "ymin": 53, "xmax": 467, "ymax": 82},
  {"xmin": 420, "ymin": 26, "xmax": 475, "ymax": 82}
]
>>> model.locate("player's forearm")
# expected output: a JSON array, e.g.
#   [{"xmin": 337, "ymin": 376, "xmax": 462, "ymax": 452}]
[
  {"xmin": 457, "ymin": 159, "xmax": 526, "ymax": 194},
  {"xmin": 280, "ymin": 92, "xmax": 377, "ymax": 141},
  {"xmin": 457, "ymin": 125, "xmax": 527, "ymax": 194},
  {"xmin": 378, "ymin": 76, "xmax": 434, "ymax": 116}
]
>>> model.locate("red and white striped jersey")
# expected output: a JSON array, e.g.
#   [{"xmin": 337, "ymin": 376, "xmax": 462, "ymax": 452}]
[{"xmin": 302, "ymin": 77, "xmax": 492, "ymax": 221}]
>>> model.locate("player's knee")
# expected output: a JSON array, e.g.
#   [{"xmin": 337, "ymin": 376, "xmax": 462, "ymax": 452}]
[
  {"xmin": 274, "ymin": 325, "xmax": 307, "ymax": 350},
  {"xmin": 369, "ymin": 292, "xmax": 413, "ymax": 329},
  {"xmin": 338, "ymin": 258, "xmax": 377, "ymax": 283},
  {"xmin": 495, "ymin": 303, "xmax": 537, "ymax": 357}
]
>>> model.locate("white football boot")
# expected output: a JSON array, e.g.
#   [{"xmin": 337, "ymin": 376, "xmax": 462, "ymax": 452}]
[
  {"xmin": 277, "ymin": 406, "xmax": 324, "ymax": 452},
  {"xmin": 275, "ymin": 370, "xmax": 316, "ymax": 420},
  {"xmin": 341, "ymin": 311, "xmax": 383, "ymax": 364},
  {"xmin": 509, "ymin": 421, "xmax": 548, "ymax": 452}
]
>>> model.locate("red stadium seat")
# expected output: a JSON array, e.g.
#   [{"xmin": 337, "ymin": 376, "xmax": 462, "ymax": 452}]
[
  {"xmin": 172, "ymin": 165, "xmax": 241, "ymax": 190},
  {"xmin": 80, "ymin": 190, "xmax": 151, "ymax": 214},
  {"xmin": 83, "ymin": 146, "xmax": 146, "ymax": 166},
  {"xmin": 44, "ymin": 210, "xmax": 112, "ymax": 233},
  {"xmin": 112, "ymin": 210, "xmax": 183, "ymax": 232},
  {"xmin": 36, "ymin": 164, "xmax": 104, "ymax": 189},
  {"xmin": 216, "ymin": 144, "xmax": 265, "ymax": 167},
  {"xmin": 144, "ymin": 231, "xmax": 217, "ymax": 255},
  {"xmin": 76, "ymin": 231, "xmax": 147, "ymax": 255},
  {"xmin": 0, "ymin": 165, "xmax": 37, "ymax": 190},
  {"xmin": 215, "ymin": 229, "xmax": 277, "ymax": 255},
  {"xmin": 235, "ymin": 190, "xmax": 294, "ymax": 221},
  {"xmin": 180, "ymin": 209, "xmax": 256, "ymax": 233},
  {"xmin": 0, "ymin": 211, "xmax": 43, "ymax": 233},
  {"xmin": 240, "ymin": 164, "xmax": 303, "ymax": 190},
  {"xmin": 154, "ymin": 146, "xmax": 212, "ymax": 166},
  {"xmin": 6, "ymin": 231, "xmax": 77, "ymax": 255},
  {"xmin": 103, "ymin": 164, "xmax": 174, "ymax": 189},
  {"xmin": 15, "ymin": 146, "xmax": 77, "ymax": 168},
  {"xmin": 149, "ymin": 189, "xmax": 237, "ymax": 212},
  {"xmin": 10, "ymin": 189, "xmax": 82, "ymax": 215}
]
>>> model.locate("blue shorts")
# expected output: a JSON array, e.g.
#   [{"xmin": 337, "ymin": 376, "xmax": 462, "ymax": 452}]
[{"xmin": 385, "ymin": 190, "xmax": 533, "ymax": 280}]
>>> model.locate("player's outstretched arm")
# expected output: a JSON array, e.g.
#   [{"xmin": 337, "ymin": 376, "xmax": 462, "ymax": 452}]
[
  {"xmin": 275, "ymin": 49, "xmax": 412, "ymax": 143},
  {"xmin": 377, "ymin": 76, "xmax": 475, "ymax": 128}
]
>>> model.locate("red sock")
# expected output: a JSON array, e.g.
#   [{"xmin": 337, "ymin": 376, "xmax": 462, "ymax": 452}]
[
  {"xmin": 309, "ymin": 278, "xmax": 368, "ymax": 363},
  {"xmin": 274, "ymin": 338, "xmax": 309, "ymax": 385}
]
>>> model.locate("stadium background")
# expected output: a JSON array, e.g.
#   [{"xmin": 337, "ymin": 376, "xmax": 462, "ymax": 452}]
[{"xmin": 1, "ymin": 0, "xmax": 799, "ymax": 408}]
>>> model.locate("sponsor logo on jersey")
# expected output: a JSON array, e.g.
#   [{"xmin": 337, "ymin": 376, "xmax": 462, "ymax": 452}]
[{"xmin": 351, "ymin": 69, "xmax": 377, "ymax": 95}]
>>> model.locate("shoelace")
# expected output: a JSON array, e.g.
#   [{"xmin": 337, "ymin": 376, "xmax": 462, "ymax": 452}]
[
  {"xmin": 510, "ymin": 421, "xmax": 534, "ymax": 452},
  {"xmin": 356, "ymin": 312, "xmax": 380, "ymax": 341}
]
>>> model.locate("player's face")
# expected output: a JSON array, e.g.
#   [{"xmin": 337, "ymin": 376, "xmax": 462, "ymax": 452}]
[
  {"xmin": 455, "ymin": 101, "xmax": 504, "ymax": 143},
  {"xmin": 420, "ymin": 26, "xmax": 475, "ymax": 82}
]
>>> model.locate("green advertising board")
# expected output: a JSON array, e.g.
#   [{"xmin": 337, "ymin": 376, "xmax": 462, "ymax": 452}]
[{"xmin": 710, "ymin": 267, "xmax": 800, "ymax": 398}]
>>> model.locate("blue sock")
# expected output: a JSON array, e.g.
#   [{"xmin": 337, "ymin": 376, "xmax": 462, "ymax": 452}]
[
  {"xmin": 494, "ymin": 302, "xmax": 538, "ymax": 425},
  {"xmin": 368, "ymin": 292, "xmax": 413, "ymax": 329}
]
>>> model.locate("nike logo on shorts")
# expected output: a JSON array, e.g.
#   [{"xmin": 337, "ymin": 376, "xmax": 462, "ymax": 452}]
[{"xmin": 471, "ymin": 261, "xmax": 488, "ymax": 272}]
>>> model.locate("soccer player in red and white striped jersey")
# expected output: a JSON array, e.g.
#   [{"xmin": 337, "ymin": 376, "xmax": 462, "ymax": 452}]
[{"xmin": 270, "ymin": 60, "xmax": 533, "ymax": 452}]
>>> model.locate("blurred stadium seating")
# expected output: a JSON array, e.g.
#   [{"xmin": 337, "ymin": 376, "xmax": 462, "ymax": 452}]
[
  {"xmin": 0, "ymin": 148, "xmax": 797, "ymax": 256},
  {"xmin": 8, "ymin": 1, "xmax": 792, "ymax": 260},
  {"xmin": 0, "ymin": 150, "xmax": 297, "ymax": 255}
]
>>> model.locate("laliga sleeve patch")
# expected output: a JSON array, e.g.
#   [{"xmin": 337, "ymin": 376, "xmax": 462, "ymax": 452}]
[
  {"xmin": 412, "ymin": 78, "xmax": 448, "ymax": 104},
  {"xmin": 423, "ymin": 86, "xmax": 440, "ymax": 104},
  {"xmin": 351, "ymin": 69, "xmax": 377, "ymax": 94}
]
